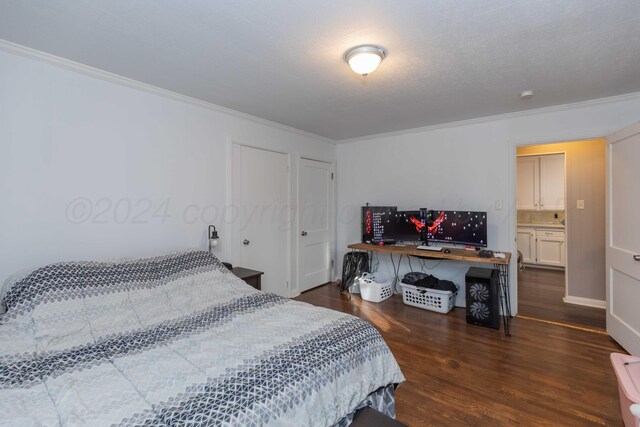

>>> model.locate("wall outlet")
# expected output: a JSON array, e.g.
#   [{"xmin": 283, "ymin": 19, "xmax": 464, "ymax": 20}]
[{"xmin": 577, "ymin": 200, "xmax": 585, "ymax": 209}]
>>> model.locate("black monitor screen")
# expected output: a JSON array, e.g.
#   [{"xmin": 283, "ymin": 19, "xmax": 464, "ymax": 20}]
[
  {"xmin": 361, "ymin": 206, "xmax": 397, "ymax": 242},
  {"xmin": 387, "ymin": 210, "xmax": 426, "ymax": 242},
  {"xmin": 425, "ymin": 210, "xmax": 487, "ymax": 247}
]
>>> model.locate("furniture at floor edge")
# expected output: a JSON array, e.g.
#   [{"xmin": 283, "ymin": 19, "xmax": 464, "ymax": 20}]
[
  {"xmin": 346, "ymin": 243, "xmax": 513, "ymax": 336},
  {"xmin": 232, "ymin": 267, "xmax": 264, "ymax": 290}
]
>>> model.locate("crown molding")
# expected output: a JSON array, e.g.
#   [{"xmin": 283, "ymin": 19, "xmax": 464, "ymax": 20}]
[
  {"xmin": 336, "ymin": 91, "xmax": 640, "ymax": 144},
  {"xmin": 0, "ymin": 39, "xmax": 335, "ymax": 145},
  {"xmin": 509, "ymin": 128, "xmax": 615, "ymax": 147},
  {"xmin": 3, "ymin": 38, "xmax": 638, "ymax": 146}
]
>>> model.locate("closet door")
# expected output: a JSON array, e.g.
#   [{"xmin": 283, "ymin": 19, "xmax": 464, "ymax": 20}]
[
  {"xmin": 232, "ymin": 144, "xmax": 290, "ymax": 297},
  {"xmin": 298, "ymin": 159, "xmax": 334, "ymax": 293}
]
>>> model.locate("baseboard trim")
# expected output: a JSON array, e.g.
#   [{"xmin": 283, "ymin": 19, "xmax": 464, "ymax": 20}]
[
  {"xmin": 517, "ymin": 315, "xmax": 608, "ymax": 335},
  {"xmin": 563, "ymin": 296, "xmax": 606, "ymax": 309},
  {"xmin": 522, "ymin": 263, "xmax": 565, "ymax": 271}
]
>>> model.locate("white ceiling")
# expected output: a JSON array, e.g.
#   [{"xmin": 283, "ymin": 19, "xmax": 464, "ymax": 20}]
[{"xmin": 1, "ymin": 1, "xmax": 639, "ymax": 140}]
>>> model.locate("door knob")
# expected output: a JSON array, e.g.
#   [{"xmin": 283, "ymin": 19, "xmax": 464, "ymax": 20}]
[
  {"xmin": 634, "ymin": 255, "xmax": 640, "ymax": 261},
  {"xmin": 243, "ymin": 239, "xmax": 250, "ymax": 245},
  {"xmin": 301, "ymin": 231, "xmax": 308, "ymax": 236}
]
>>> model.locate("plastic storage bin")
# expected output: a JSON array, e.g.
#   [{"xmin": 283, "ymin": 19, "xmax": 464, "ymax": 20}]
[
  {"xmin": 401, "ymin": 283, "xmax": 457, "ymax": 314},
  {"xmin": 358, "ymin": 273, "xmax": 393, "ymax": 303},
  {"xmin": 611, "ymin": 353, "xmax": 640, "ymax": 427}
]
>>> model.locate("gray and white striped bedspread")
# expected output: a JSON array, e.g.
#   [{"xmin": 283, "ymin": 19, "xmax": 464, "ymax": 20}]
[{"xmin": 0, "ymin": 250, "xmax": 404, "ymax": 426}]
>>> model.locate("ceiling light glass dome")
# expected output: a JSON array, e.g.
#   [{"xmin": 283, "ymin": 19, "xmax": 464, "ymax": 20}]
[{"xmin": 344, "ymin": 45, "xmax": 387, "ymax": 77}]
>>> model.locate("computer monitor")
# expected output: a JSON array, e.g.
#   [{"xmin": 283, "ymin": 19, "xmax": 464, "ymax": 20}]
[
  {"xmin": 424, "ymin": 210, "xmax": 487, "ymax": 247},
  {"xmin": 361, "ymin": 206, "xmax": 397, "ymax": 242},
  {"xmin": 387, "ymin": 210, "xmax": 426, "ymax": 242}
]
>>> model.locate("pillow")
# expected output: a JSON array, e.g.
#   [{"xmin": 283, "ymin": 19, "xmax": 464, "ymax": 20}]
[{"xmin": 1, "ymin": 249, "xmax": 227, "ymax": 319}]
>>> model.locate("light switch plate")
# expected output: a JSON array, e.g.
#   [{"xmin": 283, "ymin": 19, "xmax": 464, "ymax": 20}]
[
  {"xmin": 577, "ymin": 200, "xmax": 585, "ymax": 209},
  {"xmin": 495, "ymin": 200, "xmax": 503, "ymax": 210}
]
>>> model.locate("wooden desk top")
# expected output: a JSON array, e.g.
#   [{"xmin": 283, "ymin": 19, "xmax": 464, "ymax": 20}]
[{"xmin": 347, "ymin": 243, "xmax": 511, "ymax": 265}]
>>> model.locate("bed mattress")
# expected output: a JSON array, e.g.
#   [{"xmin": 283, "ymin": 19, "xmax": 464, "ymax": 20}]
[{"xmin": 0, "ymin": 249, "xmax": 404, "ymax": 426}]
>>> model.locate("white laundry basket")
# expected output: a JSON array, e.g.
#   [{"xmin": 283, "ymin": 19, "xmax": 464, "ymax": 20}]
[
  {"xmin": 358, "ymin": 272, "xmax": 393, "ymax": 303},
  {"xmin": 400, "ymin": 283, "xmax": 457, "ymax": 314}
]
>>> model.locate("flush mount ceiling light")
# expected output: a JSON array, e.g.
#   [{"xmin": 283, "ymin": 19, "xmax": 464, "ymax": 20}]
[{"xmin": 344, "ymin": 45, "xmax": 387, "ymax": 77}]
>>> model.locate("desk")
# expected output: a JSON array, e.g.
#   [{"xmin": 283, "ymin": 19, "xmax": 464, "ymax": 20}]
[{"xmin": 347, "ymin": 243, "xmax": 513, "ymax": 336}]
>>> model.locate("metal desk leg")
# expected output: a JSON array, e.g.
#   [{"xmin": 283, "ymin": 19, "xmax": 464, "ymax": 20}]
[{"xmin": 495, "ymin": 263, "xmax": 512, "ymax": 337}]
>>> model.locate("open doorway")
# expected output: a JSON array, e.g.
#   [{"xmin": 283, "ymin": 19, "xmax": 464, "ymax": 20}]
[{"xmin": 515, "ymin": 139, "xmax": 606, "ymax": 331}]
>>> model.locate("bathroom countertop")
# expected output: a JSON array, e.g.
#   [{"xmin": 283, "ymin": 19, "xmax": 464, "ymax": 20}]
[{"xmin": 517, "ymin": 223, "xmax": 565, "ymax": 229}]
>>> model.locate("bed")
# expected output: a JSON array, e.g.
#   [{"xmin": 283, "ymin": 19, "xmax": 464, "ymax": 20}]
[{"xmin": 0, "ymin": 249, "xmax": 404, "ymax": 426}]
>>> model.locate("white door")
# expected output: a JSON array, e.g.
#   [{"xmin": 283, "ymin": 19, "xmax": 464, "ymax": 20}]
[
  {"xmin": 539, "ymin": 154, "xmax": 565, "ymax": 210},
  {"xmin": 232, "ymin": 145, "xmax": 290, "ymax": 297},
  {"xmin": 298, "ymin": 159, "xmax": 333, "ymax": 293},
  {"xmin": 517, "ymin": 156, "xmax": 539, "ymax": 210},
  {"xmin": 607, "ymin": 122, "xmax": 640, "ymax": 355},
  {"xmin": 536, "ymin": 235, "xmax": 565, "ymax": 267},
  {"xmin": 516, "ymin": 228, "xmax": 536, "ymax": 263}
]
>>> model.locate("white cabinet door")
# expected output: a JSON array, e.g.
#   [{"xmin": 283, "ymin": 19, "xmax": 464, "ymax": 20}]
[
  {"xmin": 536, "ymin": 234, "xmax": 566, "ymax": 267},
  {"xmin": 539, "ymin": 154, "xmax": 565, "ymax": 210},
  {"xmin": 516, "ymin": 228, "xmax": 536, "ymax": 263},
  {"xmin": 516, "ymin": 156, "xmax": 539, "ymax": 210}
]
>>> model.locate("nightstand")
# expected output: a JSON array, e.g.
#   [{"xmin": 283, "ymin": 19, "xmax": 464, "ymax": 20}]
[{"xmin": 231, "ymin": 267, "xmax": 263, "ymax": 290}]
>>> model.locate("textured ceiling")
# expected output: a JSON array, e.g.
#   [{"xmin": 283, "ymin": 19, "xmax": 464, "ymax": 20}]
[{"xmin": 1, "ymin": 1, "xmax": 639, "ymax": 140}]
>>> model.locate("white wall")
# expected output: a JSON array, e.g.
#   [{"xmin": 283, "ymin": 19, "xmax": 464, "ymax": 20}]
[
  {"xmin": 336, "ymin": 94, "xmax": 640, "ymax": 310},
  {"xmin": 3, "ymin": 42, "xmax": 639, "ymax": 308},
  {"xmin": 0, "ymin": 48, "xmax": 335, "ymax": 295}
]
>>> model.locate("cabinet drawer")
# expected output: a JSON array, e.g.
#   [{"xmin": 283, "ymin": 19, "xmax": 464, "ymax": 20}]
[{"xmin": 536, "ymin": 229, "xmax": 565, "ymax": 238}]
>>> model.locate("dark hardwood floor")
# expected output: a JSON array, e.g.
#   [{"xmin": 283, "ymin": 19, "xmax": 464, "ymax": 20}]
[
  {"xmin": 518, "ymin": 267, "xmax": 606, "ymax": 331},
  {"xmin": 295, "ymin": 283, "xmax": 624, "ymax": 426}
]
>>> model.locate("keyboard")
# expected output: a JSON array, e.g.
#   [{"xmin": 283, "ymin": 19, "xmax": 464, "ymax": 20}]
[{"xmin": 416, "ymin": 245, "xmax": 443, "ymax": 252}]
